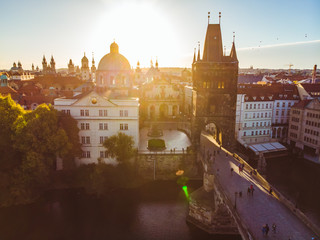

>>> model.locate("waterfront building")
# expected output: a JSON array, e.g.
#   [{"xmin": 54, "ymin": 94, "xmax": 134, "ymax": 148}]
[
  {"xmin": 54, "ymin": 42, "xmax": 139, "ymax": 166},
  {"xmin": 191, "ymin": 21, "xmax": 238, "ymax": 148},
  {"xmin": 54, "ymin": 90, "xmax": 139, "ymax": 165},
  {"xmin": 288, "ymin": 98, "xmax": 320, "ymax": 163}
]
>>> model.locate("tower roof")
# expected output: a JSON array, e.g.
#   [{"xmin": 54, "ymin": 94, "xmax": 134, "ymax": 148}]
[
  {"xmin": 202, "ymin": 24, "xmax": 223, "ymax": 62},
  {"xmin": 230, "ymin": 41, "xmax": 238, "ymax": 62}
]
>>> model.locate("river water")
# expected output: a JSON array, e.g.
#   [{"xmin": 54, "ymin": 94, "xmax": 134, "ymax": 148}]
[{"xmin": 0, "ymin": 180, "xmax": 241, "ymax": 240}]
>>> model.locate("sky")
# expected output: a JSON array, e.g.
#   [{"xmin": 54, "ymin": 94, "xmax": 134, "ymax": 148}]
[{"xmin": 0, "ymin": 0, "xmax": 319, "ymax": 70}]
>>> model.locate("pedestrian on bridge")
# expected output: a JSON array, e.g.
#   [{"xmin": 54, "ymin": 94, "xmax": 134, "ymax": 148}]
[
  {"xmin": 272, "ymin": 223, "xmax": 277, "ymax": 233},
  {"xmin": 265, "ymin": 224, "xmax": 270, "ymax": 236}
]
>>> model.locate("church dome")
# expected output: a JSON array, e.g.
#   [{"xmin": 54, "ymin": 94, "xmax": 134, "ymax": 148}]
[
  {"xmin": 97, "ymin": 42, "xmax": 131, "ymax": 71},
  {"xmin": 82, "ymin": 53, "xmax": 88, "ymax": 63}
]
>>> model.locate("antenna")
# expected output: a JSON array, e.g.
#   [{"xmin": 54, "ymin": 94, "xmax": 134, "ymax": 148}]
[
  {"xmin": 219, "ymin": 12, "xmax": 221, "ymax": 24},
  {"xmin": 208, "ymin": 12, "xmax": 210, "ymax": 24}
]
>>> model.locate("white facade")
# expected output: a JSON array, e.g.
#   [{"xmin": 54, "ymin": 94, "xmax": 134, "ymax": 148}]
[
  {"xmin": 271, "ymin": 97, "xmax": 299, "ymax": 141},
  {"xmin": 236, "ymin": 94, "xmax": 273, "ymax": 146},
  {"xmin": 288, "ymin": 99, "xmax": 320, "ymax": 163},
  {"xmin": 54, "ymin": 91, "xmax": 139, "ymax": 165}
]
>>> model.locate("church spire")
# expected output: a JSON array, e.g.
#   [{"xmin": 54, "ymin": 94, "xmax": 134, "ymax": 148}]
[
  {"xmin": 230, "ymin": 32, "xmax": 238, "ymax": 62},
  {"xmin": 155, "ymin": 58, "xmax": 158, "ymax": 69},
  {"xmin": 197, "ymin": 42, "xmax": 201, "ymax": 61},
  {"xmin": 193, "ymin": 48, "xmax": 196, "ymax": 63}
]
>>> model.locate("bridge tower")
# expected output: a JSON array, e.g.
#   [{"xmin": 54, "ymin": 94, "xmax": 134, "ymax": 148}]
[{"xmin": 191, "ymin": 16, "xmax": 238, "ymax": 150}]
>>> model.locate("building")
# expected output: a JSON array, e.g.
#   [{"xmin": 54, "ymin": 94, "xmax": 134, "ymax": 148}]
[
  {"xmin": 54, "ymin": 42, "xmax": 139, "ymax": 166},
  {"xmin": 68, "ymin": 59, "xmax": 75, "ymax": 74},
  {"xmin": 81, "ymin": 53, "xmax": 90, "ymax": 81},
  {"xmin": 140, "ymin": 77, "xmax": 181, "ymax": 120},
  {"xmin": 42, "ymin": 55, "xmax": 56, "ymax": 75},
  {"xmin": 54, "ymin": 90, "xmax": 139, "ymax": 165},
  {"xmin": 235, "ymin": 91, "xmax": 273, "ymax": 146},
  {"xmin": 96, "ymin": 42, "xmax": 132, "ymax": 97},
  {"xmin": 288, "ymin": 99, "xmax": 320, "ymax": 163},
  {"xmin": 191, "ymin": 19, "xmax": 238, "ymax": 148}
]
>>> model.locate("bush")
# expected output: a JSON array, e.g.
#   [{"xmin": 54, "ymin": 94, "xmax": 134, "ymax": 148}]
[{"xmin": 148, "ymin": 139, "xmax": 166, "ymax": 151}]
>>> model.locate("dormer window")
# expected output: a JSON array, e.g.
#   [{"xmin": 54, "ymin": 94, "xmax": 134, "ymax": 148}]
[
  {"xmin": 253, "ymin": 96, "xmax": 256, "ymax": 100},
  {"xmin": 261, "ymin": 96, "xmax": 265, "ymax": 100}
]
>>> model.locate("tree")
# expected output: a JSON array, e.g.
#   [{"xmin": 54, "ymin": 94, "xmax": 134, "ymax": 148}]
[{"xmin": 103, "ymin": 132, "xmax": 135, "ymax": 165}]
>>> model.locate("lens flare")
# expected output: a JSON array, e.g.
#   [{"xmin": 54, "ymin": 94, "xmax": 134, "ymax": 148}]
[{"xmin": 182, "ymin": 185, "xmax": 189, "ymax": 201}]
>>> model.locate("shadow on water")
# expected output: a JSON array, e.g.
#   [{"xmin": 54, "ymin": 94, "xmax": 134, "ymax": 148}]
[
  {"xmin": 0, "ymin": 180, "xmax": 241, "ymax": 240},
  {"xmin": 266, "ymin": 155, "xmax": 320, "ymax": 226}
]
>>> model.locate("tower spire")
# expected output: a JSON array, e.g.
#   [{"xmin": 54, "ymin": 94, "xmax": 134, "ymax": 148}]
[
  {"xmin": 219, "ymin": 12, "xmax": 221, "ymax": 24},
  {"xmin": 208, "ymin": 12, "xmax": 210, "ymax": 25},
  {"xmin": 230, "ymin": 32, "xmax": 238, "ymax": 62},
  {"xmin": 197, "ymin": 42, "xmax": 201, "ymax": 61},
  {"xmin": 193, "ymin": 48, "xmax": 196, "ymax": 63}
]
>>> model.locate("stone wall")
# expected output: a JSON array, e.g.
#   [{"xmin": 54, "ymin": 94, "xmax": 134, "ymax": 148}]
[{"xmin": 135, "ymin": 153, "xmax": 197, "ymax": 180}]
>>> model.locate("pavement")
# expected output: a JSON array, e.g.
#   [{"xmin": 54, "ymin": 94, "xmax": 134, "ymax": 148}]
[
  {"xmin": 139, "ymin": 127, "xmax": 191, "ymax": 153},
  {"xmin": 200, "ymin": 132, "xmax": 318, "ymax": 240}
]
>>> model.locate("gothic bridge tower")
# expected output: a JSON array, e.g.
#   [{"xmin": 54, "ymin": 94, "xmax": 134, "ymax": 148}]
[{"xmin": 191, "ymin": 15, "xmax": 238, "ymax": 150}]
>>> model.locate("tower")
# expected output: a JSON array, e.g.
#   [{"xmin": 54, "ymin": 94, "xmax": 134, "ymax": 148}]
[
  {"xmin": 81, "ymin": 52, "xmax": 90, "ymax": 81},
  {"xmin": 191, "ymin": 15, "xmax": 238, "ymax": 150},
  {"xmin": 42, "ymin": 55, "xmax": 47, "ymax": 73},
  {"xmin": 68, "ymin": 59, "xmax": 75, "ymax": 74},
  {"xmin": 91, "ymin": 53, "xmax": 96, "ymax": 82},
  {"xmin": 50, "ymin": 55, "xmax": 56, "ymax": 73}
]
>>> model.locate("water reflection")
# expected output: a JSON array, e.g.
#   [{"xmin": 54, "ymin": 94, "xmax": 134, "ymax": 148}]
[{"xmin": 0, "ymin": 181, "xmax": 241, "ymax": 240}]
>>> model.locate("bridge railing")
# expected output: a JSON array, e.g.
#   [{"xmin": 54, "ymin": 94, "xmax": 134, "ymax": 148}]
[{"xmin": 225, "ymin": 149, "xmax": 320, "ymax": 238}]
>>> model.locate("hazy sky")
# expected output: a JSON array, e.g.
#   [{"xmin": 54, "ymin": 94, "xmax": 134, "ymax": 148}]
[{"xmin": 1, "ymin": 0, "xmax": 319, "ymax": 70}]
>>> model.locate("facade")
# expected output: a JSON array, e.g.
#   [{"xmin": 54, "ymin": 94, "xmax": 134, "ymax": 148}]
[
  {"xmin": 235, "ymin": 94, "xmax": 273, "ymax": 145},
  {"xmin": 191, "ymin": 22, "xmax": 238, "ymax": 148},
  {"xmin": 140, "ymin": 78, "xmax": 181, "ymax": 120},
  {"xmin": 288, "ymin": 99, "xmax": 320, "ymax": 163},
  {"xmin": 54, "ymin": 91, "xmax": 139, "ymax": 165}
]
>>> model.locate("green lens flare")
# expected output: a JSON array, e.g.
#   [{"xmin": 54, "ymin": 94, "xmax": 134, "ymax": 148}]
[{"xmin": 182, "ymin": 185, "xmax": 189, "ymax": 200}]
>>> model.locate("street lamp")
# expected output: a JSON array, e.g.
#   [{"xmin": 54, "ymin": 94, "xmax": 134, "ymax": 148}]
[{"xmin": 234, "ymin": 191, "xmax": 238, "ymax": 209}]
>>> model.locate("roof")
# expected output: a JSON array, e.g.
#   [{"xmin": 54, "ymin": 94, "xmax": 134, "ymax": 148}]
[
  {"xmin": 301, "ymin": 83, "xmax": 320, "ymax": 96},
  {"xmin": 97, "ymin": 42, "xmax": 130, "ymax": 71},
  {"xmin": 291, "ymin": 99, "xmax": 313, "ymax": 109},
  {"xmin": 0, "ymin": 86, "xmax": 18, "ymax": 94},
  {"xmin": 248, "ymin": 142, "xmax": 287, "ymax": 155},
  {"xmin": 202, "ymin": 24, "xmax": 223, "ymax": 62}
]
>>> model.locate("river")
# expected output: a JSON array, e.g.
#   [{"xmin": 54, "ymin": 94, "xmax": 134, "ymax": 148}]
[{"xmin": 0, "ymin": 180, "xmax": 241, "ymax": 240}]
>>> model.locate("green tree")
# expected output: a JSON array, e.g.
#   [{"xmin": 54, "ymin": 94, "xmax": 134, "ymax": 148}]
[
  {"xmin": 58, "ymin": 111, "xmax": 82, "ymax": 169},
  {"xmin": 103, "ymin": 132, "xmax": 135, "ymax": 165}
]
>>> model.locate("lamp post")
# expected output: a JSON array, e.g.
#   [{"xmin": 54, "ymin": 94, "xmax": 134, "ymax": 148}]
[{"xmin": 234, "ymin": 191, "xmax": 238, "ymax": 209}]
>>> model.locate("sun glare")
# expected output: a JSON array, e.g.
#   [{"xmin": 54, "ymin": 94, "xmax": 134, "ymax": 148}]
[{"xmin": 92, "ymin": 1, "xmax": 180, "ymax": 68}]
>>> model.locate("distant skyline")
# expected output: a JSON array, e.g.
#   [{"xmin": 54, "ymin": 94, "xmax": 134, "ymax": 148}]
[{"xmin": 1, "ymin": 0, "xmax": 319, "ymax": 70}]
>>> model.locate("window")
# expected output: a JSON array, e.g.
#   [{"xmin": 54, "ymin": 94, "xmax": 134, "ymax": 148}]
[
  {"xmin": 104, "ymin": 123, "xmax": 108, "ymax": 130},
  {"xmin": 282, "ymin": 102, "xmax": 285, "ymax": 107},
  {"xmin": 263, "ymin": 130, "xmax": 266, "ymax": 135},
  {"xmin": 264, "ymin": 122, "xmax": 266, "ymax": 126},
  {"xmin": 120, "ymin": 123, "xmax": 128, "ymax": 130},
  {"xmin": 266, "ymin": 103, "xmax": 268, "ymax": 108},
  {"xmin": 82, "ymin": 151, "xmax": 91, "ymax": 158},
  {"xmin": 276, "ymin": 111, "xmax": 279, "ymax": 116},
  {"xmin": 243, "ymin": 132, "xmax": 246, "ymax": 136},
  {"xmin": 277, "ymin": 102, "xmax": 280, "ymax": 107},
  {"xmin": 258, "ymin": 104, "xmax": 260, "ymax": 109},
  {"xmin": 99, "ymin": 110, "xmax": 108, "ymax": 116},
  {"xmin": 246, "ymin": 104, "xmax": 248, "ymax": 109},
  {"xmin": 120, "ymin": 110, "xmax": 128, "ymax": 117},
  {"xmin": 244, "ymin": 123, "xmax": 247, "ymax": 127},
  {"xmin": 251, "ymin": 131, "xmax": 254, "ymax": 136},
  {"xmin": 99, "ymin": 123, "xmax": 103, "ymax": 130},
  {"xmin": 100, "ymin": 136, "xmax": 108, "ymax": 144},
  {"xmin": 267, "ymin": 130, "xmax": 269, "ymax": 134},
  {"xmin": 253, "ymin": 122, "xmax": 255, "ymax": 127},
  {"xmin": 282, "ymin": 110, "xmax": 285, "ymax": 116},
  {"xmin": 259, "ymin": 131, "xmax": 262, "ymax": 135},
  {"xmin": 262, "ymin": 104, "xmax": 264, "ymax": 109},
  {"xmin": 245, "ymin": 113, "xmax": 248, "ymax": 119},
  {"xmin": 81, "ymin": 136, "xmax": 90, "ymax": 144},
  {"xmin": 66, "ymin": 110, "xmax": 70, "ymax": 115},
  {"xmin": 100, "ymin": 151, "xmax": 109, "ymax": 158},
  {"xmin": 250, "ymin": 104, "xmax": 252, "ymax": 109},
  {"xmin": 265, "ymin": 112, "xmax": 267, "ymax": 117},
  {"xmin": 81, "ymin": 123, "xmax": 85, "ymax": 130},
  {"xmin": 260, "ymin": 122, "xmax": 262, "ymax": 126},
  {"xmin": 86, "ymin": 123, "xmax": 90, "ymax": 130},
  {"xmin": 257, "ymin": 113, "xmax": 259, "ymax": 118},
  {"xmin": 253, "ymin": 113, "xmax": 255, "ymax": 118},
  {"xmin": 254, "ymin": 104, "xmax": 256, "ymax": 109},
  {"xmin": 80, "ymin": 110, "xmax": 84, "ymax": 116},
  {"xmin": 85, "ymin": 110, "xmax": 89, "ymax": 116}
]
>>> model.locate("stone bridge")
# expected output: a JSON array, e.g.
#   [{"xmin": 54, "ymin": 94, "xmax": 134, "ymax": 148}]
[{"xmin": 187, "ymin": 131, "xmax": 319, "ymax": 240}]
